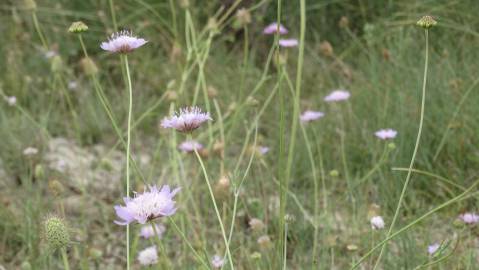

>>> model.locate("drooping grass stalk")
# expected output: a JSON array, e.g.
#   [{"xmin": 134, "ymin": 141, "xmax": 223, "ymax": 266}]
[
  {"xmin": 60, "ymin": 248, "xmax": 70, "ymax": 270},
  {"xmin": 31, "ymin": 12, "xmax": 48, "ymax": 49},
  {"xmin": 372, "ymin": 28, "xmax": 431, "ymax": 269}
]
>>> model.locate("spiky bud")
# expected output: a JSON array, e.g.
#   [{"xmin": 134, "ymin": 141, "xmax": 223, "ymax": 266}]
[
  {"xmin": 417, "ymin": 16, "xmax": 437, "ymax": 29},
  {"xmin": 68, "ymin": 21, "xmax": 89, "ymax": 33},
  {"xmin": 44, "ymin": 216, "xmax": 70, "ymax": 250}
]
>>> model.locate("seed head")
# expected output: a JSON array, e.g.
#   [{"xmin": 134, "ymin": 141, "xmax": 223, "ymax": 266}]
[
  {"xmin": 44, "ymin": 216, "xmax": 70, "ymax": 250},
  {"xmin": 68, "ymin": 21, "xmax": 89, "ymax": 33},
  {"xmin": 417, "ymin": 16, "xmax": 437, "ymax": 29}
]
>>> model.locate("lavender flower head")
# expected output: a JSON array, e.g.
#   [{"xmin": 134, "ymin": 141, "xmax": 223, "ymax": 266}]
[
  {"xmin": 211, "ymin": 255, "xmax": 225, "ymax": 269},
  {"xmin": 263, "ymin": 22, "xmax": 288, "ymax": 35},
  {"xmin": 114, "ymin": 185, "xmax": 180, "ymax": 225},
  {"xmin": 375, "ymin": 129, "xmax": 397, "ymax": 140},
  {"xmin": 138, "ymin": 246, "xmax": 158, "ymax": 266},
  {"xmin": 100, "ymin": 30, "xmax": 147, "ymax": 53},
  {"xmin": 428, "ymin": 243, "xmax": 440, "ymax": 255},
  {"xmin": 300, "ymin": 110, "xmax": 325, "ymax": 123},
  {"xmin": 161, "ymin": 106, "xmax": 212, "ymax": 133},
  {"xmin": 140, "ymin": 223, "xmax": 166, "ymax": 239},
  {"xmin": 279, "ymin": 39, "xmax": 299, "ymax": 48},
  {"xmin": 370, "ymin": 216, "xmax": 385, "ymax": 230},
  {"xmin": 459, "ymin": 212, "xmax": 479, "ymax": 224},
  {"xmin": 178, "ymin": 140, "xmax": 204, "ymax": 153},
  {"xmin": 324, "ymin": 90, "xmax": 350, "ymax": 102}
]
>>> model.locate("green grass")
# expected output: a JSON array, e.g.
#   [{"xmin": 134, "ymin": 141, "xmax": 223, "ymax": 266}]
[{"xmin": 1, "ymin": 0, "xmax": 479, "ymax": 269}]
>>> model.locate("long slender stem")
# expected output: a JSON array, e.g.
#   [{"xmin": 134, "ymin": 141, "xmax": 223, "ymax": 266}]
[
  {"xmin": 372, "ymin": 29, "xmax": 430, "ymax": 269},
  {"xmin": 31, "ymin": 12, "xmax": 48, "ymax": 49},
  {"xmin": 60, "ymin": 248, "xmax": 70, "ymax": 270}
]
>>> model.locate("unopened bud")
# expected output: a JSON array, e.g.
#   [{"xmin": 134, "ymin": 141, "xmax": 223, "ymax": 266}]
[
  {"xmin": 235, "ymin": 8, "xmax": 252, "ymax": 27},
  {"xmin": 207, "ymin": 86, "xmax": 218, "ymax": 98},
  {"xmin": 68, "ymin": 21, "xmax": 88, "ymax": 33},
  {"xmin": 387, "ymin": 143, "xmax": 396, "ymax": 150},
  {"xmin": 329, "ymin": 170, "xmax": 339, "ymax": 177},
  {"xmin": 23, "ymin": 0, "xmax": 37, "ymax": 10},
  {"xmin": 319, "ymin": 41, "xmax": 334, "ymax": 57},
  {"xmin": 44, "ymin": 216, "xmax": 70, "ymax": 250},
  {"xmin": 50, "ymin": 55, "xmax": 63, "ymax": 73},
  {"xmin": 339, "ymin": 16, "xmax": 349, "ymax": 29},
  {"xmin": 417, "ymin": 15, "xmax": 437, "ymax": 29},
  {"xmin": 48, "ymin": 179, "xmax": 64, "ymax": 197},
  {"xmin": 34, "ymin": 164, "xmax": 44, "ymax": 179},
  {"xmin": 80, "ymin": 57, "xmax": 98, "ymax": 75},
  {"xmin": 257, "ymin": 235, "xmax": 271, "ymax": 249}
]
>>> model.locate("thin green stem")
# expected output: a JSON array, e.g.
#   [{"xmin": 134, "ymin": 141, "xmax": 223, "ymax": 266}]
[
  {"xmin": 372, "ymin": 29, "xmax": 430, "ymax": 269},
  {"xmin": 31, "ymin": 12, "xmax": 48, "ymax": 49},
  {"xmin": 60, "ymin": 248, "xmax": 70, "ymax": 270}
]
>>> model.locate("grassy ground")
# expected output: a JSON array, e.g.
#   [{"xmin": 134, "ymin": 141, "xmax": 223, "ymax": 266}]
[{"xmin": 1, "ymin": 0, "xmax": 479, "ymax": 269}]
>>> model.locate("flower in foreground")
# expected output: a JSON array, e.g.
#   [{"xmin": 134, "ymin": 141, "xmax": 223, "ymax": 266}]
[
  {"xmin": 370, "ymin": 216, "xmax": 385, "ymax": 230},
  {"xmin": 300, "ymin": 110, "xmax": 325, "ymax": 123},
  {"xmin": 279, "ymin": 39, "xmax": 299, "ymax": 48},
  {"xmin": 5, "ymin": 96, "xmax": 16, "ymax": 106},
  {"xmin": 140, "ymin": 223, "xmax": 166, "ymax": 239},
  {"xmin": 138, "ymin": 246, "xmax": 158, "ymax": 266},
  {"xmin": 324, "ymin": 90, "xmax": 350, "ymax": 102},
  {"xmin": 375, "ymin": 129, "xmax": 398, "ymax": 140},
  {"xmin": 114, "ymin": 185, "xmax": 180, "ymax": 225},
  {"xmin": 178, "ymin": 140, "xmax": 204, "ymax": 153},
  {"xmin": 459, "ymin": 212, "xmax": 479, "ymax": 224},
  {"xmin": 211, "ymin": 255, "xmax": 225, "ymax": 269},
  {"xmin": 161, "ymin": 106, "xmax": 212, "ymax": 133},
  {"xmin": 100, "ymin": 30, "xmax": 147, "ymax": 53},
  {"xmin": 428, "ymin": 243, "xmax": 440, "ymax": 255},
  {"xmin": 263, "ymin": 22, "xmax": 288, "ymax": 35}
]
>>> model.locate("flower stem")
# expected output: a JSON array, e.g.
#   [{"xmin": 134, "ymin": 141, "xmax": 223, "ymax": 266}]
[
  {"xmin": 60, "ymin": 248, "xmax": 70, "ymax": 270},
  {"xmin": 372, "ymin": 29, "xmax": 430, "ymax": 269}
]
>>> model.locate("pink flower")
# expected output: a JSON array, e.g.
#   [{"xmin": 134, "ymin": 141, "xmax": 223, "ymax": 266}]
[
  {"xmin": 279, "ymin": 39, "xmax": 298, "ymax": 48},
  {"xmin": 114, "ymin": 185, "xmax": 180, "ymax": 225},
  {"xmin": 100, "ymin": 30, "xmax": 147, "ymax": 53},
  {"xmin": 324, "ymin": 90, "xmax": 350, "ymax": 102},
  {"xmin": 428, "ymin": 243, "xmax": 440, "ymax": 255},
  {"xmin": 263, "ymin": 22, "xmax": 288, "ymax": 35},
  {"xmin": 259, "ymin": 146, "xmax": 270, "ymax": 155},
  {"xmin": 300, "ymin": 110, "xmax": 325, "ymax": 123},
  {"xmin": 459, "ymin": 212, "xmax": 479, "ymax": 224},
  {"xmin": 178, "ymin": 140, "xmax": 204, "ymax": 153},
  {"xmin": 375, "ymin": 129, "xmax": 397, "ymax": 140},
  {"xmin": 140, "ymin": 223, "xmax": 166, "ymax": 239},
  {"xmin": 161, "ymin": 106, "xmax": 212, "ymax": 133},
  {"xmin": 211, "ymin": 255, "xmax": 225, "ymax": 269}
]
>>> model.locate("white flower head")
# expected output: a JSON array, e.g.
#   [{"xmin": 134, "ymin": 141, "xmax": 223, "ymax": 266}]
[
  {"xmin": 5, "ymin": 96, "xmax": 17, "ymax": 106},
  {"xmin": 100, "ymin": 30, "xmax": 147, "ymax": 53},
  {"xmin": 178, "ymin": 140, "xmax": 204, "ymax": 153},
  {"xmin": 375, "ymin": 129, "xmax": 397, "ymax": 140},
  {"xmin": 279, "ymin": 39, "xmax": 299, "ymax": 48},
  {"xmin": 138, "ymin": 246, "xmax": 158, "ymax": 266},
  {"xmin": 23, "ymin": 147, "xmax": 39, "ymax": 156},
  {"xmin": 300, "ymin": 110, "xmax": 325, "ymax": 123},
  {"xmin": 211, "ymin": 255, "xmax": 225, "ymax": 269},
  {"xmin": 324, "ymin": 90, "xmax": 350, "ymax": 102},
  {"xmin": 370, "ymin": 216, "xmax": 385, "ymax": 230}
]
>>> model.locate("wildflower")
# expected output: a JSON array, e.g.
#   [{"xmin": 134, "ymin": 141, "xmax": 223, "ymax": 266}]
[
  {"xmin": 417, "ymin": 15, "xmax": 437, "ymax": 29},
  {"xmin": 329, "ymin": 170, "xmax": 339, "ymax": 177},
  {"xmin": 263, "ymin": 22, "xmax": 288, "ymax": 35},
  {"xmin": 375, "ymin": 129, "xmax": 398, "ymax": 140},
  {"xmin": 100, "ymin": 30, "xmax": 147, "ymax": 53},
  {"xmin": 211, "ymin": 255, "xmax": 225, "ymax": 269},
  {"xmin": 370, "ymin": 216, "xmax": 385, "ymax": 230},
  {"xmin": 235, "ymin": 8, "xmax": 251, "ymax": 27},
  {"xmin": 278, "ymin": 39, "xmax": 299, "ymax": 48},
  {"xmin": 44, "ymin": 216, "xmax": 70, "ymax": 250},
  {"xmin": 319, "ymin": 41, "xmax": 334, "ymax": 57},
  {"xmin": 114, "ymin": 185, "xmax": 180, "ymax": 225},
  {"xmin": 258, "ymin": 146, "xmax": 270, "ymax": 155},
  {"xmin": 257, "ymin": 235, "xmax": 272, "ymax": 249},
  {"xmin": 459, "ymin": 212, "xmax": 479, "ymax": 224},
  {"xmin": 23, "ymin": 147, "xmax": 39, "ymax": 156},
  {"xmin": 5, "ymin": 96, "xmax": 17, "ymax": 106},
  {"xmin": 300, "ymin": 110, "xmax": 325, "ymax": 123},
  {"xmin": 178, "ymin": 140, "xmax": 204, "ymax": 153},
  {"xmin": 68, "ymin": 21, "xmax": 88, "ymax": 33},
  {"xmin": 138, "ymin": 246, "xmax": 158, "ymax": 266},
  {"xmin": 324, "ymin": 90, "xmax": 350, "ymax": 102},
  {"xmin": 140, "ymin": 223, "xmax": 166, "ymax": 239},
  {"xmin": 67, "ymin": 81, "xmax": 78, "ymax": 90},
  {"xmin": 44, "ymin": 50, "xmax": 57, "ymax": 59},
  {"xmin": 339, "ymin": 16, "xmax": 349, "ymax": 29},
  {"xmin": 428, "ymin": 243, "xmax": 440, "ymax": 255},
  {"xmin": 249, "ymin": 218, "xmax": 265, "ymax": 231},
  {"xmin": 80, "ymin": 57, "xmax": 98, "ymax": 75},
  {"xmin": 161, "ymin": 106, "xmax": 212, "ymax": 133}
]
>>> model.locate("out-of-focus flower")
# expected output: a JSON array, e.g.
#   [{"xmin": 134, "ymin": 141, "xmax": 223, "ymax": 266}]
[
  {"xmin": 319, "ymin": 41, "xmax": 334, "ymax": 57},
  {"xmin": 249, "ymin": 218, "xmax": 265, "ymax": 231},
  {"xmin": 68, "ymin": 21, "xmax": 88, "ymax": 33},
  {"xmin": 279, "ymin": 39, "xmax": 298, "ymax": 48},
  {"xmin": 258, "ymin": 146, "xmax": 270, "ymax": 155},
  {"xmin": 140, "ymin": 223, "xmax": 166, "ymax": 239},
  {"xmin": 100, "ymin": 30, "xmax": 147, "ymax": 53},
  {"xmin": 161, "ymin": 106, "xmax": 212, "ymax": 133},
  {"xmin": 459, "ymin": 212, "xmax": 479, "ymax": 224},
  {"xmin": 235, "ymin": 8, "xmax": 251, "ymax": 27},
  {"xmin": 68, "ymin": 81, "xmax": 78, "ymax": 90},
  {"xmin": 370, "ymin": 216, "xmax": 385, "ymax": 230},
  {"xmin": 324, "ymin": 90, "xmax": 350, "ymax": 102},
  {"xmin": 428, "ymin": 243, "xmax": 440, "ymax": 255},
  {"xmin": 23, "ymin": 147, "xmax": 39, "ymax": 156},
  {"xmin": 211, "ymin": 255, "xmax": 225, "ymax": 269},
  {"xmin": 263, "ymin": 22, "xmax": 288, "ymax": 35},
  {"xmin": 5, "ymin": 96, "xmax": 17, "ymax": 106},
  {"xmin": 300, "ymin": 110, "xmax": 325, "ymax": 123},
  {"xmin": 375, "ymin": 129, "xmax": 397, "ymax": 140},
  {"xmin": 178, "ymin": 140, "xmax": 204, "ymax": 153},
  {"xmin": 339, "ymin": 16, "xmax": 349, "ymax": 28},
  {"xmin": 257, "ymin": 235, "xmax": 272, "ymax": 249},
  {"xmin": 44, "ymin": 216, "xmax": 70, "ymax": 250},
  {"xmin": 114, "ymin": 185, "xmax": 180, "ymax": 225},
  {"xmin": 138, "ymin": 246, "xmax": 158, "ymax": 266}
]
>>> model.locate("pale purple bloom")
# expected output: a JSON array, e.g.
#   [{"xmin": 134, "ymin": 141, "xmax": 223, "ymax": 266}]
[
  {"xmin": 263, "ymin": 22, "xmax": 288, "ymax": 35},
  {"xmin": 324, "ymin": 90, "xmax": 350, "ymax": 102},
  {"xmin": 279, "ymin": 39, "xmax": 298, "ymax": 48},
  {"xmin": 138, "ymin": 246, "xmax": 158, "ymax": 266},
  {"xmin": 23, "ymin": 147, "xmax": 38, "ymax": 156},
  {"xmin": 100, "ymin": 30, "xmax": 147, "ymax": 53},
  {"xmin": 161, "ymin": 106, "xmax": 212, "ymax": 133},
  {"xmin": 114, "ymin": 185, "xmax": 180, "ymax": 225},
  {"xmin": 370, "ymin": 216, "xmax": 385, "ymax": 230},
  {"xmin": 428, "ymin": 243, "xmax": 440, "ymax": 255},
  {"xmin": 140, "ymin": 223, "xmax": 166, "ymax": 239},
  {"xmin": 5, "ymin": 96, "xmax": 17, "ymax": 106},
  {"xmin": 44, "ymin": 50, "xmax": 57, "ymax": 59},
  {"xmin": 259, "ymin": 146, "xmax": 270, "ymax": 155},
  {"xmin": 300, "ymin": 110, "xmax": 325, "ymax": 123},
  {"xmin": 178, "ymin": 140, "xmax": 204, "ymax": 153},
  {"xmin": 211, "ymin": 255, "xmax": 225, "ymax": 269},
  {"xmin": 459, "ymin": 212, "xmax": 479, "ymax": 224},
  {"xmin": 375, "ymin": 129, "xmax": 398, "ymax": 140}
]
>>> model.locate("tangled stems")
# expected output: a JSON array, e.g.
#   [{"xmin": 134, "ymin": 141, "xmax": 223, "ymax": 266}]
[{"xmin": 372, "ymin": 29, "xmax": 430, "ymax": 269}]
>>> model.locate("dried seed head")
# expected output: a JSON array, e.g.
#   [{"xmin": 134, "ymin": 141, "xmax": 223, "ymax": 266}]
[
  {"xmin": 249, "ymin": 218, "xmax": 265, "ymax": 231},
  {"xmin": 236, "ymin": 8, "xmax": 252, "ymax": 27},
  {"xmin": 44, "ymin": 216, "xmax": 70, "ymax": 250},
  {"xmin": 339, "ymin": 16, "xmax": 349, "ymax": 29},
  {"xmin": 319, "ymin": 41, "xmax": 334, "ymax": 57},
  {"xmin": 417, "ymin": 16, "xmax": 437, "ymax": 29},
  {"xmin": 68, "ymin": 21, "xmax": 88, "ymax": 33},
  {"xmin": 23, "ymin": 0, "xmax": 37, "ymax": 10}
]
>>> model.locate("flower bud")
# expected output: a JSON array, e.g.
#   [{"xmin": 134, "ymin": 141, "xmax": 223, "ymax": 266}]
[
  {"xmin": 20, "ymin": 261, "xmax": 32, "ymax": 270},
  {"xmin": 44, "ymin": 216, "xmax": 70, "ymax": 250},
  {"xmin": 207, "ymin": 86, "xmax": 218, "ymax": 98},
  {"xmin": 48, "ymin": 179, "xmax": 64, "ymax": 197},
  {"xmin": 214, "ymin": 176, "xmax": 230, "ymax": 197},
  {"xmin": 248, "ymin": 218, "xmax": 265, "ymax": 231},
  {"xmin": 417, "ymin": 16, "xmax": 437, "ymax": 29},
  {"xmin": 235, "ymin": 8, "xmax": 252, "ymax": 27},
  {"xmin": 34, "ymin": 164, "xmax": 44, "ymax": 179},
  {"xmin": 257, "ymin": 235, "xmax": 271, "ymax": 249},
  {"xmin": 68, "ymin": 21, "xmax": 88, "ymax": 33},
  {"xmin": 339, "ymin": 16, "xmax": 349, "ymax": 29},
  {"xmin": 250, "ymin": 252, "xmax": 262, "ymax": 260},
  {"xmin": 50, "ymin": 55, "xmax": 63, "ymax": 73},
  {"xmin": 329, "ymin": 170, "xmax": 339, "ymax": 177},
  {"xmin": 387, "ymin": 142, "xmax": 396, "ymax": 150},
  {"xmin": 319, "ymin": 41, "xmax": 334, "ymax": 57},
  {"xmin": 284, "ymin": 214, "xmax": 296, "ymax": 223},
  {"xmin": 22, "ymin": 0, "xmax": 37, "ymax": 10},
  {"xmin": 80, "ymin": 57, "xmax": 98, "ymax": 75}
]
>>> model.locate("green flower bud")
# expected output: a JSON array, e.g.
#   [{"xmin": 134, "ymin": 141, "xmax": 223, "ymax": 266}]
[
  {"xmin": 387, "ymin": 142, "xmax": 396, "ymax": 150},
  {"xmin": 44, "ymin": 216, "xmax": 70, "ymax": 250},
  {"xmin": 50, "ymin": 55, "xmax": 63, "ymax": 73},
  {"xmin": 80, "ymin": 57, "xmax": 98, "ymax": 75},
  {"xmin": 34, "ymin": 164, "xmax": 44, "ymax": 179},
  {"xmin": 20, "ymin": 261, "xmax": 32, "ymax": 270},
  {"xmin": 22, "ymin": 0, "xmax": 37, "ymax": 10},
  {"xmin": 417, "ymin": 16, "xmax": 437, "ymax": 29},
  {"xmin": 329, "ymin": 170, "xmax": 339, "ymax": 177},
  {"xmin": 250, "ymin": 252, "xmax": 262, "ymax": 260},
  {"xmin": 68, "ymin": 21, "xmax": 89, "ymax": 34}
]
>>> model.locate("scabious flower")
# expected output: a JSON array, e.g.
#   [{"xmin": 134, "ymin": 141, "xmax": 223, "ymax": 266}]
[
  {"xmin": 259, "ymin": 146, "xmax": 270, "ymax": 155},
  {"xmin": 263, "ymin": 22, "xmax": 288, "ymax": 35},
  {"xmin": 178, "ymin": 140, "xmax": 204, "ymax": 153},
  {"xmin": 459, "ymin": 212, "xmax": 479, "ymax": 224},
  {"xmin": 249, "ymin": 218, "xmax": 265, "ymax": 231},
  {"xmin": 138, "ymin": 246, "xmax": 158, "ymax": 266},
  {"xmin": 161, "ymin": 106, "xmax": 212, "ymax": 133},
  {"xmin": 375, "ymin": 129, "xmax": 398, "ymax": 140},
  {"xmin": 114, "ymin": 185, "xmax": 180, "ymax": 225},
  {"xmin": 5, "ymin": 96, "xmax": 16, "ymax": 106},
  {"xmin": 370, "ymin": 216, "xmax": 385, "ymax": 230},
  {"xmin": 140, "ymin": 223, "xmax": 166, "ymax": 239},
  {"xmin": 324, "ymin": 90, "xmax": 350, "ymax": 102},
  {"xmin": 279, "ymin": 39, "xmax": 299, "ymax": 48},
  {"xmin": 23, "ymin": 147, "xmax": 39, "ymax": 156},
  {"xmin": 211, "ymin": 255, "xmax": 225, "ymax": 269},
  {"xmin": 300, "ymin": 110, "xmax": 325, "ymax": 123},
  {"xmin": 428, "ymin": 243, "xmax": 440, "ymax": 255},
  {"xmin": 100, "ymin": 30, "xmax": 147, "ymax": 53}
]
